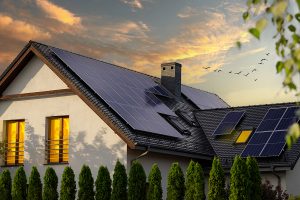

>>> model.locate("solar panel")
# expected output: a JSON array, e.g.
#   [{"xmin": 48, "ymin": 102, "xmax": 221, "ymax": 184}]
[
  {"xmin": 213, "ymin": 111, "xmax": 245, "ymax": 136},
  {"xmin": 51, "ymin": 47, "xmax": 183, "ymax": 138},
  {"xmin": 181, "ymin": 86, "xmax": 228, "ymax": 109},
  {"xmin": 241, "ymin": 106, "xmax": 299, "ymax": 157}
]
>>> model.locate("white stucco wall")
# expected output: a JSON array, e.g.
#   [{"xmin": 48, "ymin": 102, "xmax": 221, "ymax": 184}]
[
  {"xmin": 0, "ymin": 56, "xmax": 127, "ymax": 184},
  {"xmin": 286, "ymin": 160, "xmax": 300, "ymax": 196}
]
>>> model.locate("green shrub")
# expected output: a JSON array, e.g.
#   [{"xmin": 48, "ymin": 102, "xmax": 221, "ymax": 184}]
[
  {"xmin": 166, "ymin": 162, "xmax": 185, "ymax": 200},
  {"xmin": 12, "ymin": 166, "xmax": 27, "ymax": 200},
  {"xmin": 147, "ymin": 164, "xmax": 162, "ymax": 200},
  {"xmin": 128, "ymin": 161, "xmax": 146, "ymax": 200},
  {"xmin": 0, "ymin": 169, "xmax": 12, "ymax": 200},
  {"xmin": 95, "ymin": 166, "xmax": 111, "ymax": 200},
  {"xmin": 193, "ymin": 162, "xmax": 205, "ymax": 200},
  {"xmin": 246, "ymin": 157, "xmax": 261, "ymax": 200},
  {"xmin": 60, "ymin": 166, "xmax": 76, "ymax": 200},
  {"xmin": 43, "ymin": 167, "xmax": 58, "ymax": 200},
  {"xmin": 229, "ymin": 155, "xmax": 250, "ymax": 200},
  {"xmin": 27, "ymin": 166, "xmax": 42, "ymax": 200},
  {"xmin": 78, "ymin": 165, "xmax": 94, "ymax": 200},
  {"xmin": 185, "ymin": 160, "xmax": 205, "ymax": 200},
  {"xmin": 111, "ymin": 160, "xmax": 127, "ymax": 200},
  {"xmin": 185, "ymin": 160, "xmax": 195, "ymax": 200},
  {"xmin": 289, "ymin": 195, "xmax": 300, "ymax": 200},
  {"xmin": 261, "ymin": 180, "xmax": 288, "ymax": 200},
  {"xmin": 208, "ymin": 157, "xmax": 226, "ymax": 200}
]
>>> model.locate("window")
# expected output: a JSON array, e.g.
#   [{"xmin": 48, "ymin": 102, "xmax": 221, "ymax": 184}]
[
  {"xmin": 47, "ymin": 116, "xmax": 69, "ymax": 163},
  {"xmin": 6, "ymin": 120, "xmax": 25, "ymax": 165},
  {"xmin": 236, "ymin": 130, "xmax": 252, "ymax": 144}
]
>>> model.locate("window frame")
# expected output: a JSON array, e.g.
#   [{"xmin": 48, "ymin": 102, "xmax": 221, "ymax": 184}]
[
  {"xmin": 4, "ymin": 119, "xmax": 25, "ymax": 166},
  {"xmin": 235, "ymin": 129, "xmax": 253, "ymax": 144},
  {"xmin": 46, "ymin": 115, "xmax": 69, "ymax": 165}
]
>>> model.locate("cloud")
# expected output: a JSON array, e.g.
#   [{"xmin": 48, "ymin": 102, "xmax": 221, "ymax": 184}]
[
  {"xmin": 121, "ymin": 0, "xmax": 143, "ymax": 11},
  {"xmin": 0, "ymin": 14, "xmax": 51, "ymax": 42},
  {"xmin": 36, "ymin": 0, "xmax": 81, "ymax": 26},
  {"xmin": 177, "ymin": 6, "xmax": 199, "ymax": 18}
]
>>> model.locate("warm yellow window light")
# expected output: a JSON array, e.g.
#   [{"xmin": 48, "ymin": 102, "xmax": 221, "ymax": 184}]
[
  {"xmin": 48, "ymin": 117, "xmax": 69, "ymax": 163},
  {"xmin": 6, "ymin": 120, "xmax": 25, "ymax": 165},
  {"xmin": 236, "ymin": 130, "xmax": 252, "ymax": 144}
]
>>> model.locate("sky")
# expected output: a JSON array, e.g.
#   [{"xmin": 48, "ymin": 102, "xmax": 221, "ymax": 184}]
[{"xmin": 0, "ymin": 0, "xmax": 298, "ymax": 106}]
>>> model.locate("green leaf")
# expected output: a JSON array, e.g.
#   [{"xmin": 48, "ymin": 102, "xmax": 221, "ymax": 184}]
[
  {"xmin": 243, "ymin": 12, "xmax": 250, "ymax": 21},
  {"xmin": 296, "ymin": 0, "xmax": 300, "ymax": 10},
  {"xmin": 292, "ymin": 34, "xmax": 300, "ymax": 43},
  {"xmin": 236, "ymin": 41, "xmax": 242, "ymax": 49},
  {"xmin": 252, "ymin": 0, "xmax": 261, "ymax": 5},
  {"xmin": 288, "ymin": 25, "xmax": 296, "ymax": 32},
  {"xmin": 295, "ymin": 13, "xmax": 300, "ymax": 22},
  {"xmin": 286, "ymin": 14, "xmax": 293, "ymax": 22},
  {"xmin": 276, "ymin": 61, "xmax": 284, "ymax": 73},
  {"xmin": 271, "ymin": 1, "xmax": 288, "ymax": 16},
  {"xmin": 288, "ymin": 82, "xmax": 297, "ymax": 90},
  {"xmin": 294, "ymin": 48, "xmax": 300, "ymax": 60},
  {"xmin": 249, "ymin": 28, "xmax": 260, "ymax": 39},
  {"xmin": 256, "ymin": 18, "xmax": 268, "ymax": 31}
]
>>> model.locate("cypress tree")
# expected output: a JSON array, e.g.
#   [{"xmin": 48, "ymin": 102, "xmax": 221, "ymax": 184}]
[
  {"xmin": 166, "ymin": 162, "xmax": 185, "ymax": 200},
  {"xmin": 0, "ymin": 169, "xmax": 12, "ymax": 200},
  {"xmin": 193, "ymin": 163, "xmax": 205, "ymax": 200},
  {"xmin": 60, "ymin": 166, "xmax": 76, "ymax": 200},
  {"xmin": 184, "ymin": 160, "xmax": 195, "ymax": 200},
  {"xmin": 246, "ymin": 157, "xmax": 261, "ymax": 200},
  {"xmin": 208, "ymin": 157, "xmax": 226, "ymax": 200},
  {"xmin": 185, "ymin": 161, "xmax": 205, "ymax": 200},
  {"xmin": 78, "ymin": 165, "xmax": 94, "ymax": 200},
  {"xmin": 229, "ymin": 155, "xmax": 250, "ymax": 200},
  {"xmin": 12, "ymin": 166, "xmax": 27, "ymax": 200},
  {"xmin": 111, "ymin": 160, "xmax": 127, "ymax": 200},
  {"xmin": 43, "ymin": 167, "xmax": 59, "ymax": 200},
  {"xmin": 27, "ymin": 166, "xmax": 42, "ymax": 200},
  {"xmin": 95, "ymin": 166, "xmax": 111, "ymax": 200},
  {"xmin": 128, "ymin": 161, "xmax": 146, "ymax": 200},
  {"xmin": 147, "ymin": 164, "xmax": 162, "ymax": 200}
]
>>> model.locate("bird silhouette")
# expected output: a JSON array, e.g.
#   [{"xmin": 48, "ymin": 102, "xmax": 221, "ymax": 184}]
[
  {"xmin": 214, "ymin": 69, "xmax": 217, "ymax": 72},
  {"xmin": 252, "ymin": 69, "xmax": 257, "ymax": 72},
  {"xmin": 254, "ymin": 79, "xmax": 258, "ymax": 81},
  {"xmin": 266, "ymin": 53, "xmax": 270, "ymax": 56},
  {"xmin": 235, "ymin": 71, "xmax": 242, "ymax": 75},
  {"xmin": 258, "ymin": 62, "xmax": 263, "ymax": 65},
  {"xmin": 203, "ymin": 66, "xmax": 211, "ymax": 70},
  {"xmin": 244, "ymin": 73, "xmax": 250, "ymax": 77},
  {"xmin": 229, "ymin": 71, "xmax": 232, "ymax": 73},
  {"xmin": 261, "ymin": 58, "xmax": 267, "ymax": 61},
  {"xmin": 217, "ymin": 69, "xmax": 222, "ymax": 72}
]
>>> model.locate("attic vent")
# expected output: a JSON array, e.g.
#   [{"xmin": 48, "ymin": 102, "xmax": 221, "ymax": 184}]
[{"xmin": 166, "ymin": 116, "xmax": 191, "ymax": 135}]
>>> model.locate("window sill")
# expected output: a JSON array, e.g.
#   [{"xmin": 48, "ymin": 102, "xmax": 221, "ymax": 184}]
[
  {"xmin": 43, "ymin": 162, "xmax": 69, "ymax": 166},
  {"xmin": 1, "ymin": 164, "xmax": 24, "ymax": 167}
]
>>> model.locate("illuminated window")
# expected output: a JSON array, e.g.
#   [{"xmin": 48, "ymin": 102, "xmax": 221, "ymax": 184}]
[
  {"xmin": 236, "ymin": 130, "xmax": 252, "ymax": 144},
  {"xmin": 47, "ymin": 117, "xmax": 69, "ymax": 163},
  {"xmin": 6, "ymin": 120, "xmax": 25, "ymax": 165}
]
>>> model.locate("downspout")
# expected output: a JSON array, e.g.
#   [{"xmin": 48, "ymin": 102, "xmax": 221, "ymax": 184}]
[
  {"xmin": 271, "ymin": 165, "xmax": 281, "ymax": 187},
  {"xmin": 130, "ymin": 146, "xmax": 149, "ymax": 165}
]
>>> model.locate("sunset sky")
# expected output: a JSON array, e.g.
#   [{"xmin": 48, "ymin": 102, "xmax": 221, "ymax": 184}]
[{"xmin": 0, "ymin": 0, "xmax": 298, "ymax": 106}]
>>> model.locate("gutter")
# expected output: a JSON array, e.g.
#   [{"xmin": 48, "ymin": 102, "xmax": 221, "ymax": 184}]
[{"xmin": 130, "ymin": 146, "xmax": 150, "ymax": 165}]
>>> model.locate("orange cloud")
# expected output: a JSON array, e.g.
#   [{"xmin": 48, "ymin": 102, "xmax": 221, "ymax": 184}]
[
  {"xmin": 0, "ymin": 14, "xmax": 51, "ymax": 42},
  {"xmin": 36, "ymin": 0, "xmax": 81, "ymax": 26},
  {"xmin": 121, "ymin": 0, "xmax": 143, "ymax": 10}
]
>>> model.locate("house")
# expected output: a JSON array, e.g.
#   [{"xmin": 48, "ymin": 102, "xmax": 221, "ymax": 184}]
[{"xmin": 0, "ymin": 41, "xmax": 300, "ymax": 197}]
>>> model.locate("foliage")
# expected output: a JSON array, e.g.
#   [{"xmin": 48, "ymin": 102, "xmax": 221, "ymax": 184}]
[
  {"xmin": 166, "ymin": 162, "xmax": 185, "ymax": 200},
  {"xmin": 261, "ymin": 180, "xmax": 288, "ymax": 200},
  {"xmin": 246, "ymin": 157, "xmax": 261, "ymax": 200},
  {"xmin": 27, "ymin": 166, "xmax": 42, "ymax": 200},
  {"xmin": 0, "ymin": 140, "xmax": 6, "ymax": 163},
  {"xmin": 95, "ymin": 166, "xmax": 111, "ymax": 200},
  {"xmin": 289, "ymin": 195, "xmax": 300, "ymax": 200},
  {"xmin": 241, "ymin": 0, "xmax": 300, "ymax": 146},
  {"xmin": 60, "ymin": 166, "xmax": 76, "ymax": 200},
  {"xmin": 78, "ymin": 165, "xmax": 94, "ymax": 200},
  {"xmin": 128, "ymin": 161, "xmax": 146, "ymax": 200},
  {"xmin": 147, "ymin": 163, "xmax": 162, "ymax": 200},
  {"xmin": 111, "ymin": 160, "xmax": 127, "ymax": 200},
  {"xmin": 208, "ymin": 157, "xmax": 226, "ymax": 200},
  {"xmin": 0, "ymin": 169, "xmax": 12, "ymax": 200},
  {"xmin": 185, "ymin": 160, "xmax": 205, "ymax": 200},
  {"xmin": 43, "ymin": 167, "xmax": 59, "ymax": 200},
  {"xmin": 12, "ymin": 166, "xmax": 27, "ymax": 200},
  {"xmin": 229, "ymin": 155, "xmax": 250, "ymax": 200}
]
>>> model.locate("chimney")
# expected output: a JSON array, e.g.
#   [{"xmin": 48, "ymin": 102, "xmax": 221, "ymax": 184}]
[{"xmin": 161, "ymin": 62, "xmax": 182, "ymax": 97}]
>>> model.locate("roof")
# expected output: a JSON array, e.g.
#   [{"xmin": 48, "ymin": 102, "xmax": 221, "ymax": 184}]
[
  {"xmin": 194, "ymin": 102, "xmax": 300, "ymax": 169},
  {"xmin": 2, "ymin": 41, "xmax": 300, "ymax": 170}
]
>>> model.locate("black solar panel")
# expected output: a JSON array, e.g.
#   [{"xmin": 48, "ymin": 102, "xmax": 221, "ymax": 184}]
[
  {"xmin": 241, "ymin": 106, "xmax": 299, "ymax": 157},
  {"xmin": 181, "ymin": 86, "xmax": 228, "ymax": 109},
  {"xmin": 51, "ymin": 47, "xmax": 183, "ymax": 138},
  {"xmin": 213, "ymin": 111, "xmax": 245, "ymax": 136}
]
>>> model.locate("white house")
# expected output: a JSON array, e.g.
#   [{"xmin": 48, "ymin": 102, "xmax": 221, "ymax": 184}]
[{"xmin": 1, "ymin": 41, "xmax": 300, "ymax": 197}]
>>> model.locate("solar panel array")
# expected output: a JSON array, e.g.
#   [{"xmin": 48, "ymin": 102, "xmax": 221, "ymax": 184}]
[
  {"xmin": 213, "ymin": 111, "xmax": 245, "ymax": 136},
  {"xmin": 181, "ymin": 86, "xmax": 229, "ymax": 110},
  {"xmin": 51, "ymin": 47, "xmax": 183, "ymax": 138},
  {"xmin": 241, "ymin": 107, "xmax": 299, "ymax": 157}
]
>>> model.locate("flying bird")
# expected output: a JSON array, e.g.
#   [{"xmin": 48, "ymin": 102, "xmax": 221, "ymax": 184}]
[
  {"xmin": 252, "ymin": 69, "xmax": 257, "ymax": 72},
  {"xmin": 244, "ymin": 73, "xmax": 250, "ymax": 77},
  {"xmin": 266, "ymin": 53, "xmax": 270, "ymax": 56},
  {"xmin": 254, "ymin": 79, "xmax": 258, "ymax": 81},
  {"xmin": 261, "ymin": 58, "xmax": 267, "ymax": 61},
  {"xmin": 258, "ymin": 62, "xmax": 263, "ymax": 65},
  {"xmin": 229, "ymin": 71, "xmax": 232, "ymax": 73},
  {"xmin": 214, "ymin": 69, "xmax": 217, "ymax": 72},
  {"xmin": 203, "ymin": 66, "xmax": 211, "ymax": 70},
  {"xmin": 217, "ymin": 69, "xmax": 222, "ymax": 72},
  {"xmin": 235, "ymin": 71, "xmax": 242, "ymax": 75}
]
